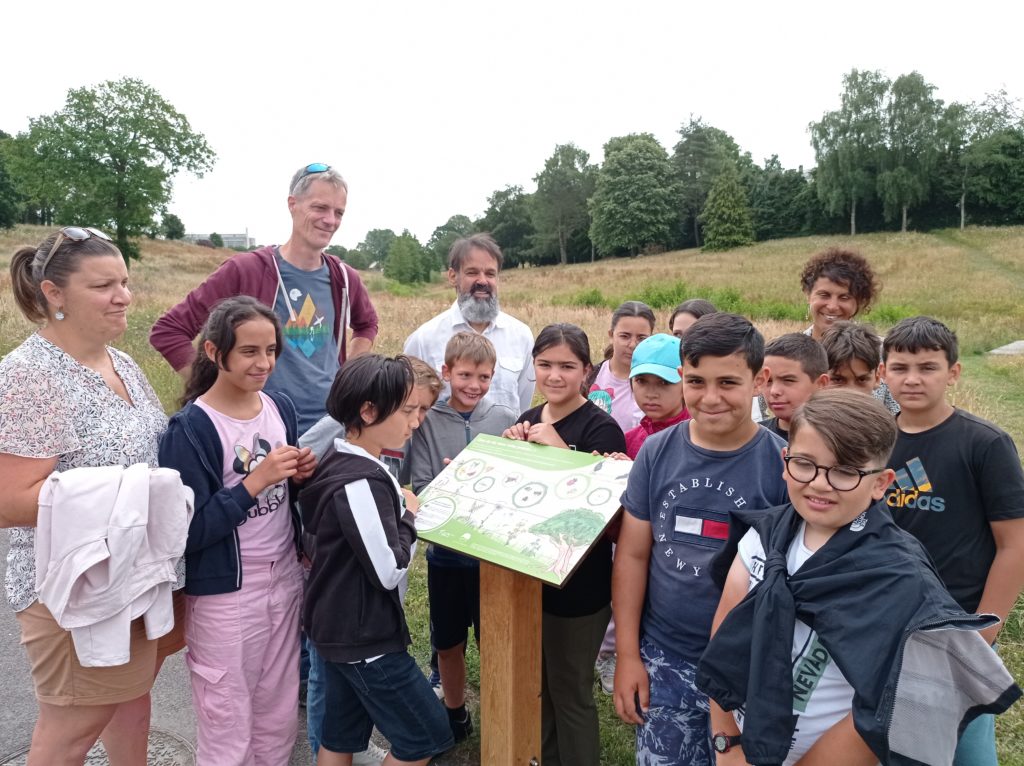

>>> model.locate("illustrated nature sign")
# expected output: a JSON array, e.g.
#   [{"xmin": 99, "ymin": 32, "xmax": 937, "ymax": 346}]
[{"xmin": 415, "ymin": 434, "xmax": 633, "ymax": 586}]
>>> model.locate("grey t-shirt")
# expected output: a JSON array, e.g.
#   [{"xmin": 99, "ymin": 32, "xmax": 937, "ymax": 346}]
[
  {"xmin": 621, "ymin": 421, "xmax": 788, "ymax": 662},
  {"xmin": 267, "ymin": 252, "xmax": 339, "ymax": 435}
]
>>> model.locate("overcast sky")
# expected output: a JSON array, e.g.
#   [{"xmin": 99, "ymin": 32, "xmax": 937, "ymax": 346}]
[{"xmin": 3, "ymin": 0, "xmax": 1022, "ymax": 249}]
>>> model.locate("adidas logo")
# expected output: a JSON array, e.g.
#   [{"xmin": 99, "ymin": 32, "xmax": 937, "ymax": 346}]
[{"xmin": 886, "ymin": 457, "xmax": 946, "ymax": 512}]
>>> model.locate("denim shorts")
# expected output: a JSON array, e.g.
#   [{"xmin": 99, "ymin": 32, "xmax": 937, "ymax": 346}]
[{"xmin": 320, "ymin": 650, "xmax": 454, "ymax": 761}]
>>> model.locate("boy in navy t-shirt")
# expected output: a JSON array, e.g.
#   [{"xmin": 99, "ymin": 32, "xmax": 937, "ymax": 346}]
[{"xmin": 613, "ymin": 313, "xmax": 788, "ymax": 765}]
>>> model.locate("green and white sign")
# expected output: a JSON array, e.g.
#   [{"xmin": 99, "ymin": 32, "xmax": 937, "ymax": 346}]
[{"xmin": 415, "ymin": 434, "xmax": 633, "ymax": 587}]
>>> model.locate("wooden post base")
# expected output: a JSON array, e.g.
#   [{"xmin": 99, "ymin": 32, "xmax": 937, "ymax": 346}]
[{"xmin": 479, "ymin": 562, "xmax": 542, "ymax": 765}]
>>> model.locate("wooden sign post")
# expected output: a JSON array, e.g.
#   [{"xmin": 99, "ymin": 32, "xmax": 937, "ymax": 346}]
[
  {"xmin": 480, "ymin": 562, "xmax": 542, "ymax": 765},
  {"xmin": 416, "ymin": 436, "xmax": 633, "ymax": 766}
]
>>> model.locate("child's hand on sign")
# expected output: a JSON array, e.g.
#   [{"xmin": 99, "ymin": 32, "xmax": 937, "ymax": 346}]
[
  {"xmin": 401, "ymin": 488, "xmax": 419, "ymax": 514},
  {"xmin": 502, "ymin": 422, "xmax": 530, "ymax": 440},
  {"xmin": 524, "ymin": 422, "xmax": 569, "ymax": 450}
]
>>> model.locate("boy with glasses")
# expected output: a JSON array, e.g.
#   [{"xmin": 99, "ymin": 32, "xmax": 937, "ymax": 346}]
[{"xmin": 700, "ymin": 389, "xmax": 1019, "ymax": 765}]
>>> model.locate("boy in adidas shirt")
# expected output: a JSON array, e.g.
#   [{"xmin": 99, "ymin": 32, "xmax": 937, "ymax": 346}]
[
  {"xmin": 613, "ymin": 313, "xmax": 788, "ymax": 765},
  {"xmin": 881, "ymin": 316, "xmax": 1024, "ymax": 766}
]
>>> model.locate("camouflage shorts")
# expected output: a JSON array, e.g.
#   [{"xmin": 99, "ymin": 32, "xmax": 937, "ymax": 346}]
[{"xmin": 635, "ymin": 637, "xmax": 713, "ymax": 766}]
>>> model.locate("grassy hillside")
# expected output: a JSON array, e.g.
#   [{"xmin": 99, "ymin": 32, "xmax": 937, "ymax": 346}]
[{"xmin": 2, "ymin": 224, "xmax": 1023, "ymax": 764}]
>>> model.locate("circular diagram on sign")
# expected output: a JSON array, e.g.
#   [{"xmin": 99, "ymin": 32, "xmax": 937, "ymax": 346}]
[
  {"xmin": 472, "ymin": 476, "xmax": 495, "ymax": 493},
  {"xmin": 554, "ymin": 474, "xmax": 590, "ymax": 500},
  {"xmin": 512, "ymin": 481, "xmax": 547, "ymax": 509},
  {"xmin": 587, "ymin": 487, "xmax": 612, "ymax": 507},
  {"xmin": 454, "ymin": 458, "xmax": 486, "ymax": 481},
  {"xmin": 415, "ymin": 496, "xmax": 457, "ymax": 532}
]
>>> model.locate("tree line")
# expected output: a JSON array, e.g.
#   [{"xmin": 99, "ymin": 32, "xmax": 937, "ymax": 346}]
[
  {"xmin": 336, "ymin": 69, "xmax": 1024, "ymax": 282},
  {"xmin": 2, "ymin": 71, "xmax": 1022, "ymax": 278}
]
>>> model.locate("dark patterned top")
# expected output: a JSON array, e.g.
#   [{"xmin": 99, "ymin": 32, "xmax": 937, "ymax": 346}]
[{"xmin": 0, "ymin": 333, "xmax": 169, "ymax": 611}]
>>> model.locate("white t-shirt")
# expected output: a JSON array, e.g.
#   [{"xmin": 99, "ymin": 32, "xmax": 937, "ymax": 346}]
[
  {"xmin": 403, "ymin": 301, "xmax": 535, "ymax": 414},
  {"xmin": 736, "ymin": 525, "xmax": 855, "ymax": 765},
  {"xmin": 588, "ymin": 360, "xmax": 643, "ymax": 432}
]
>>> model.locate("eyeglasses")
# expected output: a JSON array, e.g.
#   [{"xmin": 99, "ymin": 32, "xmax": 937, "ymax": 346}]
[
  {"xmin": 783, "ymin": 455, "xmax": 886, "ymax": 492},
  {"xmin": 41, "ymin": 227, "xmax": 113, "ymax": 275}
]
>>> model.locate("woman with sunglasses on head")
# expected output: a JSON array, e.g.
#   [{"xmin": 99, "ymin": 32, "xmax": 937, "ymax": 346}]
[{"xmin": 1, "ymin": 228, "xmax": 180, "ymax": 765}]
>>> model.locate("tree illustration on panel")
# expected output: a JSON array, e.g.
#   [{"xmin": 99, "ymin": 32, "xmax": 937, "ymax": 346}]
[{"xmin": 530, "ymin": 508, "xmax": 605, "ymax": 578}]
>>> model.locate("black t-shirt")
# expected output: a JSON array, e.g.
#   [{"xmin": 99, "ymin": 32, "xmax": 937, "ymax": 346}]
[
  {"xmin": 518, "ymin": 400, "xmax": 627, "ymax": 617},
  {"xmin": 761, "ymin": 417, "xmax": 788, "ymax": 440},
  {"xmin": 886, "ymin": 408, "xmax": 1024, "ymax": 612}
]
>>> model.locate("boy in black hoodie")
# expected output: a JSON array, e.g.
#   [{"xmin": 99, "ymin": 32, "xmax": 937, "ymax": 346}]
[{"xmin": 301, "ymin": 354, "xmax": 453, "ymax": 766}]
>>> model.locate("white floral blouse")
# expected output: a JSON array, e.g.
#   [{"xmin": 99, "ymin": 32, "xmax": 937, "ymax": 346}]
[{"xmin": 0, "ymin": 333, "xmax": 170, "ymax": 612}]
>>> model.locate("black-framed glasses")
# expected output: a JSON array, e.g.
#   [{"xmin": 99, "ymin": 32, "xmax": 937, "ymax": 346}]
[
  {"xmin": 784, "ymin": 455, "xmax": 886, "ymax": 492},
  {"xmin": 41, "ymin": 226, "xmax": 113, "ymax": 275}
]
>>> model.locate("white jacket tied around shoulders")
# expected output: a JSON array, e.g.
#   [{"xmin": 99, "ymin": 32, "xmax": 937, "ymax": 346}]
[{"xmin": 34, "ymin": 464, "xmax": 194, "ymax": 667}]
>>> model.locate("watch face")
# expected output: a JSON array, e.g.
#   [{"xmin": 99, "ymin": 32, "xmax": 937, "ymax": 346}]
[{"xmin": 713, "ymin": 734, "xmax": 728, "ymax": 753}]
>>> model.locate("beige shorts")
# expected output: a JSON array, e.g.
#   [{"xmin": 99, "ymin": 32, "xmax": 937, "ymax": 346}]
[
  {"xmin": 157, "ymin": 589, "xmax": 187, "ymax": 660},
  {"xmin": 16, "ymin": 593, "xmax": 184, "ymax": 706}
]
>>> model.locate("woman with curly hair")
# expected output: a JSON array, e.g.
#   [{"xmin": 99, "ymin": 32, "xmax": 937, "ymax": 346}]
[
  {"xmin": 799, "ymin": 247, "xmax": 881, "ymax": 341},
  {"xmin": 798, "ymin": 247, "xmax": 899, "ymax": 414}
]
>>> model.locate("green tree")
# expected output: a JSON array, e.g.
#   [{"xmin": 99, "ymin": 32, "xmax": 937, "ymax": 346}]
[
  {"xmin": 476, "ymin": 186, "xmax": 535, "ymax": 267},
  {"xmin": 162, "ymin": 212, "xmax": 186, "ymax": 240},
  {"xmin": 589, "ymin": 133, "xmax": 676, "ymax": 256},
  {"xmin": 810, "ymin": 69, "xmax": 890, "ymax": 235},
  {"xmin": 530, "ymin": 508, "xmax": 605, "ymax": 577},
  {"xmin": 384, "ymin": 230, "xmax": 426, "ymax": 284},
  {"xmin": 2, "ymin": 132, "xmax": 56, "ymax": 225},
  {"xmin": 747, "ymin": 157, "xmax": 812, "ymax": 240},
  {"xmin": 936, "ymin": 91, "xmax": 1024, "ymax": 228},
  {"xmin": 878, "ymin": 72, "xmax": 942, "ymax": 232},
  {"xmin": 963, "ymin": 128, "xmax": 1024, "ymax": 220},
  {"xmin": 699, "ymin": 164, "xmax": 755, "ymax": 251},
  {"xmin": 672, "ymin": 118, "xmax": 749, "ymax": 247},
  {"xmin": 531, "ymin": 143, "xmax": 596, "ymax": 265},
  {"xmin": 0, "ymin": 130, "xmax": 20, "ymax": 229},
  {"xmin": 9, "ymin": 78, "xmax": 215, "ymax": 262},
  {"xmin": 357, "ymin": 228, "xmax": 397, "ymax": 268},
  {"xmin": 426, "ymin": 214, "xmax": 474, "ymax": 272},
  {"xmin": 209, "ymin": 232, "xmax": 224, "ymax": 248}
]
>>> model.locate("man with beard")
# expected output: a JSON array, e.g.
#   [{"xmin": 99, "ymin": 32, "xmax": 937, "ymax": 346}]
[{"xmin": 404, "ymin": 233, "xmax": 535, "ymax": 413}]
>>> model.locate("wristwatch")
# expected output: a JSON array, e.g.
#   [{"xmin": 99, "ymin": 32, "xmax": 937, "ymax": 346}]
[{"xmin": 712, "ymin": 732, "xmax": 742, "ymax": 753}]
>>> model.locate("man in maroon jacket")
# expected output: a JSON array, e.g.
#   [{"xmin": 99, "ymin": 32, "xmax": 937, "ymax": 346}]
[{"xmin": 150, "ymin": 163, "xmax": 378, "ymax": 434}]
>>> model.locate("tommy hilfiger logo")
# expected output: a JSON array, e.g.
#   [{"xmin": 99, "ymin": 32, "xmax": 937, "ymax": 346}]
[{"xmin": 886, "ymin": 457, "xmax": 946, "ymax": 512}]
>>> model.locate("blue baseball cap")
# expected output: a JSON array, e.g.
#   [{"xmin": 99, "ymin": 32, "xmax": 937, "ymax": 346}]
[{"xmin": 630, "ymin": 334, "xmax": 682, "ymax": 383}]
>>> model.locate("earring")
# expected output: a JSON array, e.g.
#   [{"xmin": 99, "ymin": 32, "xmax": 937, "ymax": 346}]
[
  {"xmin": 55, "ymin": 308, "xmax": 66, "ymax": 321},
  {"xmin": 805, "ymin": 306, "xmax": 810, "ymax": 321}
]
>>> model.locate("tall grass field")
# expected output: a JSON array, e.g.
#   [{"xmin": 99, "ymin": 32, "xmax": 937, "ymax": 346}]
[{"xmin": 2, "ymin": 225, "xmax": 1023, "ymax": 764}]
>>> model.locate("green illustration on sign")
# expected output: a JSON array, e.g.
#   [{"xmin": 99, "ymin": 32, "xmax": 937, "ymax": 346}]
[{"xmin": 415, "ymin": 434, "xmax": 633, "ymax": 587}]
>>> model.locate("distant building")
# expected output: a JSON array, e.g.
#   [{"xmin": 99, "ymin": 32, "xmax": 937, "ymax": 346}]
[{"xmin": 184, "ymin": 230, "xmax": 255, "ymax": 249}]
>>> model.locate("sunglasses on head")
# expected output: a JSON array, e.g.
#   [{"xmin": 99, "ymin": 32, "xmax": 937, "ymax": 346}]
[
  {"xmin": 41, "ymin": 227, "xmax": 113, "ymax": 275},
  {"xmin": 291, "ymin": 163, "xmax": 332, "ymax": 194}
]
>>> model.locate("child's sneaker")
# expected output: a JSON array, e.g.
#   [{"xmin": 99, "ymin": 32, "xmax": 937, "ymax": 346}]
[
  {"xmin": 446, "ymin": 705, "xmax": 474, "ymax": 743},
  {"xmin": 428, "ymin": 667, "xmax": 443, "ymax": 699},
  {"xmin": 352, "ymin": 741, "xmax": 389, "ymax": 765},
  {"xmin": 595, "ymin": 651, "xmax": 616, "ymax": 695}
]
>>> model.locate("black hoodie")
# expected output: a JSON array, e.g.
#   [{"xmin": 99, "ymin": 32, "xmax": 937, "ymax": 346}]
[{"xmin": 300, "ymin": 440, "xmax": 417, "ymax": 663}]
